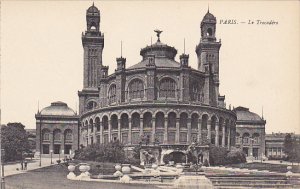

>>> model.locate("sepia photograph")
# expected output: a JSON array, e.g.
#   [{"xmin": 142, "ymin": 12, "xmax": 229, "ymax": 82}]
[{"xmin": 0, "ymin": 0, "xmax": 299, "ymax": 188}]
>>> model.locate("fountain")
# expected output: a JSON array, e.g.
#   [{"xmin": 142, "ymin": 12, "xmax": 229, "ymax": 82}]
[{"xmin": 66, "ymin": 143, "xmax": 213, "ymax": 189}]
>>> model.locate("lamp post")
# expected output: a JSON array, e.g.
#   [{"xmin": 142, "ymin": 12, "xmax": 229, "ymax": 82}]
[
  {"xmin": 0, "ymin": 109, "xmax": 5, "ymax": 189},
  {"xmin": 50, "ymin": 150, "xmax": 53, "ymax": 164}
]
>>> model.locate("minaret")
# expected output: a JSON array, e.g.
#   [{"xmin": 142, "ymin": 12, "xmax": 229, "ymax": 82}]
[
  {"xmin": 82, "ymin": 3, "xmax": 104, "ymax": 89},
  {"xmin": 195, "ymin": 10, "xmax": 221, "ymax": 106}
]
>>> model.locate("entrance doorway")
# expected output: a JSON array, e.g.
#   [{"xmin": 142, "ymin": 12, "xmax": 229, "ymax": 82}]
[
  {"xmin": 64, "ymin": 145, "xmax": 72, "ymax": 155},
  {"xmin": 243, "ymin": 147, "xmax": 249, "ymax": 156},
  {"xmin": 54, "ymin": 144, "xmax": 61, "ymax": 154},
  {"xmin": 253, "ymin": 148, "xmax": 259, "ymax": 159},
  {"xmin": 42, "ymin": 144, "xmax": 49, "ymax": 154}
]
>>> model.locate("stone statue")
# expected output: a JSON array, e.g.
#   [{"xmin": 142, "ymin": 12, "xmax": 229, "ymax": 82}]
[{"xmin": 143, "ymin": 150, "xmax": 155, "ymax": 165}]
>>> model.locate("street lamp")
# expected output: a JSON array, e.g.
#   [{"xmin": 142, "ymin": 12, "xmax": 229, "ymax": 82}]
[{"xmin": 50, "ymin": 150, "xmax": 53, "ymax": 164}]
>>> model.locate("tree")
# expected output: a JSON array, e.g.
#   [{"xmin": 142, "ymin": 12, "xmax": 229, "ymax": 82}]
[
  {"xmin": 283, "ymin": 134, "xmax": 294, "ymax": 159},
  {"xmin": 1, "ymin": 122, "xmax": 30, "ymax": 162}
]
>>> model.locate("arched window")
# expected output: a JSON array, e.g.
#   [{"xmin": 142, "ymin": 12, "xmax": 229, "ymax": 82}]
[
  {"xmin": 143, "ymin": 112, "xmax": 152, "ymax": 128},
  {"xmin": 191, "ymin": 113, "xmax": 199, "ymax": 129},
  {"xmin": 129, "ymin": 79, "xmax": 144, "ymax": 99},
  {"xmin": 87, "ymin": 101, "xmax": 97, "ymax": 110},
  {"xmin": 179, "ymin": 113, "xmax": 188, "ymax": 129},
  {"xmin": 89, "ymin": 119, "xmax": 94, "ymax": 132},
  {"xmin": 95, "ymin": 117, "xmax": 100, "ymax": 131},
  {"xmin": 102, "ymin": 116, "xmax": 108, "ymax": 130},
  {"xmin": 159, "ymin": 78, "xmax": 176, "ymax": 98},
  {"xmin": 155, "ymin": 112, "xmax": 164, "ymax": 128},
  {"xmin": 207, "ymin": 28, "xmax": 213, "ymax": 36},
  {"xmin": 65, "ymin": 130, "xmax": 73, "ymax": 142},
  {"xmin": 108, "ymin": 84, "xmax": 116, "ymax": 104},
  {"xmin": 201, "ymin": 114, "xmax": 208, "ymax": 130},
  {"xmin": 131, "ymin": 113, "xmax": 140, "ymax": 128},
  {"xmin": 252, "ymin": 133, "xmax": 260, "ymax": 144},
  {"xmin": 111, "ymin": 114, "xmax": 118, "ymax": 130},
  {"xmin": 42, "ymin": 129, "xmax": 50, "ymax": 141},
  {"xmin": 121, "ymin": 113, "xmax": 129, "ymax": 129},
  {"xmin": 168, "ymin": 112, "xmax": 176, "ymax": 128},
  {"xmin": 242, "ymin": 133, "xmax": 250, "ymax": 144},
  {"xmin": 53, "ymin": 130, "xmax": 61, "ymax": 142}
]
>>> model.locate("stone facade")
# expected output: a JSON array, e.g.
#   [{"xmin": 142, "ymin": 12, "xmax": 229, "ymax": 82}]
[
  {"xmin": 234, "ymin": 107, "xmax": 266, "ymax": 160},
  {"xmin": 78, "ymin": 4, "xmax": 237, "ymax": 163},
  {"xmin": 35, "ymin": 102, "xmax": 79, "ymax": 156}
]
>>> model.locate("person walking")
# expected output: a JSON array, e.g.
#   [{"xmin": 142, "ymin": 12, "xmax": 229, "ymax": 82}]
[
  {"xmin": 24, "ymin": 160, "xmax": 28, "ymax": 170},
  {"xmin": 20, "ymin": 160, "xmax": 24, "ymax": 170}
]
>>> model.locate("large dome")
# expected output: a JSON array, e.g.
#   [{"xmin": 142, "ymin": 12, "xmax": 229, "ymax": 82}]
[
  {"xmin": 234, "ymin": 106, "xmax": 263, "ymax": 121},
  {"xmin": 40, "ymin": 101, "xmax": 76, "ymax": 116}
]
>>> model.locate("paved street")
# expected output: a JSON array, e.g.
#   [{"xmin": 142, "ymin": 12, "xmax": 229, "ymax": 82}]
[{"xmin": 1, "ymin": 157, "xmax": 59, "ymax": 177}]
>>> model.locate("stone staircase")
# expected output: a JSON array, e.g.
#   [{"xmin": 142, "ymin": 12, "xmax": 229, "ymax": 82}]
[{"xmin": 207, "ymin": 175, "xmax": 300, "ymax": 188}]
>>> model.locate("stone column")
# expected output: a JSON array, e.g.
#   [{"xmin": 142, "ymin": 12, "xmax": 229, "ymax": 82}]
[
  {"xmin": 100, "ymin": 122, "xmax": 103, "ymax": 144},
  {"xmin": 118, "ymin": 118, "xmax": 121, "ymax": 141},
  {"xmin": 151, "ymin": 118, "xmax": 155, "ymax": 143},
  {"xmin": 187, "ymin": 118, "xmax": 191, "ymax": 143},
  {"xmin": 164, "ymin": 117, "xmax": 168, "ymax": 144},
  {"xmin": 175, "ymin": 118, "xmax": 180, "ymax": 144},
  {"xmin": 215, "ymin": 121, "xmax": 219, "ymax": 146},
  {"xmin": 222, "ymin": 124, "xmax": 226, "ymax": 147},
  {"xmin": 108, "ymin": 119, "xmax": 111, "ymax": 142},
  {"xmin": 61, "ymin": 131, "xmax": 65, "ymax": 155},
  {"xmin": 139, "ymin": 118, "xmax": 143, "ymax": 137},
  {"xmin": 128, "ymin": 118, "xmax": 132, "ymax": 145},
  {"xmin": 49, "ymin": 131, "xmax": 54, "ymax": 153},
  {"xmin": 92, "ymin": 123, "xmax": 96, "ymax": 144},
  {"xmin": 198, "ymin": 118, "xmax": 202, "ymax": 144},
  {"xmin": 227, "ymin": 127, "xmax": 231, "ymax": 150},
  {"xmin": 207, "ymin": 120, "xmax": 211, "ymax": 141}
]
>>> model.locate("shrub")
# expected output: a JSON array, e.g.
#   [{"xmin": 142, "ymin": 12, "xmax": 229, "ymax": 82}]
[
  {"xmin": 226, "ymin": 147, "xmax": 246, "ymax": 164},
  {"xmin": 74, "ymin": 140, "xmax": 125, "ymax": 163},
  {"xmin": 209, "ymin": 146, "xmax": 228, "ymax": 165}
]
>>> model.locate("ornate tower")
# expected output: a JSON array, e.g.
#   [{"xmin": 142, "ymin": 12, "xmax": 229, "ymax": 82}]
[
  {"xmin": 82, "ymin": 3, "xmax": 104, "ymax": 89},
  {"xmin": 196, "ymin": 10, "xmax": 221, "ymax": 106},
  {"xmin": 78, "ymin": 3, "xmax": 104, "ymax": 114}
]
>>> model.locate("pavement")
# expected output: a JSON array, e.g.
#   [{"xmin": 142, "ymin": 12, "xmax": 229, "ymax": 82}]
[{"xmin": 1, "ymin": 157, "xmax": 59, "ymax": 177}]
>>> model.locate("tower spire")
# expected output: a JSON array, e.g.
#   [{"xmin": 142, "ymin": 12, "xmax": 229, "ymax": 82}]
[
  {"xmin": 184, "ymin": 38, "xmax": 186, "ymax": 54},
  {"xmin": 208, "ymin": 3, "xmax": 210, "ymax": 13},
  {"xmin": 121, "ymin": 40, "xmax": 123, "ymax": 57}
]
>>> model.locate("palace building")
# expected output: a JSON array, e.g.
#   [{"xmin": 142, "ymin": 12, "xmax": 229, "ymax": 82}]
[
  {"xmin": 77, "ymin": 4, "xmax": 237, "ymax": 163},
  {"xmin": 234, "ymin": 107, "xmax": 266, "ymax": 160},
  {"xmin": 35, "ymin": 102, "xmax": 79, "ymax": 156}
]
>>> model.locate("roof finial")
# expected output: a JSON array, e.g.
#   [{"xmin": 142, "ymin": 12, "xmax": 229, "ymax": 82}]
[
  {"xmin": 262, "ymin": 106, "xmax": 264, "ymax": 119},
  {"xmin": 121, "ymin": 40, "xmax": 123, "ymax": 57},
  {"xmin": 154, "ymin": 29, "xmax": 163, "ymax": 42},
  {"xmin": 92, "ymin": 1, "xmax": 95, "ymax": 7},
  {"xmin": 37, "ymin": 100, "xmax": 40, "ymax": 113}
]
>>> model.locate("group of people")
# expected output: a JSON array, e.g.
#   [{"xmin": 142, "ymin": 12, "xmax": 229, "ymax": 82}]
[{"xmin": 20, "ymin": 160, "xmax": 28, "ymax": 170}]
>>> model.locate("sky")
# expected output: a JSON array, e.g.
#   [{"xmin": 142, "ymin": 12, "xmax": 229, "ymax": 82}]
[{"xmin": 1, "ymin": 1, "xmax": 299, "ymax": 134}]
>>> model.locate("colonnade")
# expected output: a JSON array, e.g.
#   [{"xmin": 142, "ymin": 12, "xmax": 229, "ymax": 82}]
[{"xmin": 81, "ymin": 111, "xmax": 235, "ymax": 148}]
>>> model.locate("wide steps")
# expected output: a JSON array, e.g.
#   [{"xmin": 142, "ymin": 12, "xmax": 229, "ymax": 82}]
[{"xmin": 207, "ymin": 175, "xmax": 300, "ymax": 188}]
